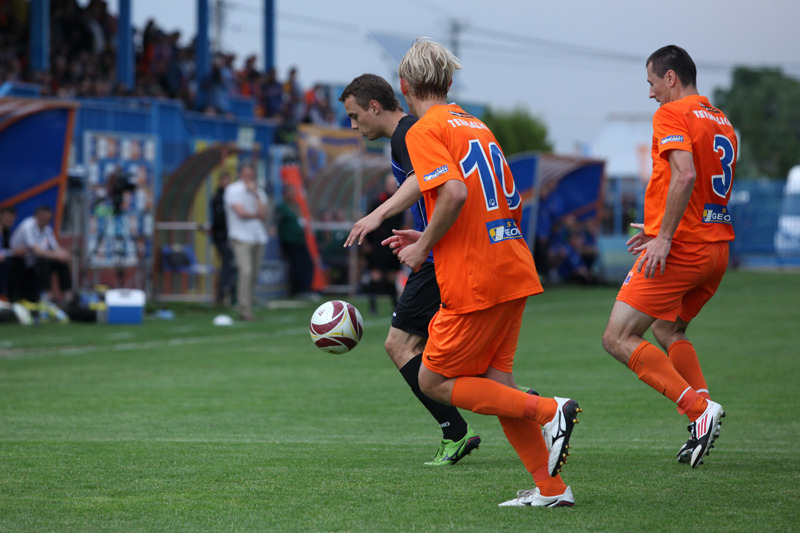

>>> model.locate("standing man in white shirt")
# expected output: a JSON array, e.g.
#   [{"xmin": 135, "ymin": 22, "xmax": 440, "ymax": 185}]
[{"xmin": 224, "ymin": 162, "xmax": 268, "ymax": 321}]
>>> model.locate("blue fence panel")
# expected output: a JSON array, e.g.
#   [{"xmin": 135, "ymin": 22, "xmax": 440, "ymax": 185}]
[
  {"xmin": 229, "ymin": 95, "xmax": 256, "ymax": 119},
  {"xmin": 601, "ymin": 178, "xmax": 792, "ymax": 269},
  {"xmin": 185, "ymin": 112, "xmax": 241, "ymax": 142},
  {"xmin": 150, "ymin": 100, "xmax": 192, "ymax": 173},
  {"xmin": 71, "ymin": 97, "xmax": 277, "ymax": 177},
  {"xmin": 73, "ymin": 99, "xmax": 152, "ymax": 163},
  {"xmin": 185, "ymin": 111, "xmax": 277, "ymax": 161},
  {"xmin": 728, "ymin": 180, "xmax": 783, "ymax": 257}
]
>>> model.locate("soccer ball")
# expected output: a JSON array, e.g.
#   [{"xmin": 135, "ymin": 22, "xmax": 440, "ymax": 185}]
[{"xmin": 309, "ymin": 300, "xmax": 364, "ymax": 354}]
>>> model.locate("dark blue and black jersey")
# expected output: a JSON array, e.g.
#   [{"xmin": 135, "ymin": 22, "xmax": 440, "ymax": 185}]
[{"xmin": 391, "ymin": 114, "xmax": 433, "ymax": 263}]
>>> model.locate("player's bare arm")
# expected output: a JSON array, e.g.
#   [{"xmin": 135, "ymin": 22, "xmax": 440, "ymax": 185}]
[
  {"xmin": 634, "ymin": 149, "xmax": 696, "ymax": 278},
  {"xmin": 396, "ymin": 179, "xmax": 467, "ymax": 272},
  {"xmin": 344, "ymin": 175, "xmax": 423, "ymax": 247}
]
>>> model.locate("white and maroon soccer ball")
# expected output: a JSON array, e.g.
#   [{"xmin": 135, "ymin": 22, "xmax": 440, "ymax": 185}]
[{"xmin": 309, "ymin": 300, "xmax": 364, "ymax": 354}]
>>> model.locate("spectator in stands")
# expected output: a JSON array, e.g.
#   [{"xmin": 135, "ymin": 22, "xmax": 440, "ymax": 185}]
[
  {"xmin": 201, "ymin": 52, "xmax": 236, "ymax": 115},
  {"xmin": 209, "ymin": 171, "xmax": 236, "ymax": 306},
  {"xmin": 224, "ymin": 162, "xmax": 268, "ymax": 321},
  {"xmin": 152, "ymin": 31, "xmax": 183, "ymax": 99},
  {"xmin": 8, "ymin": 205, "xmax": 74, "ymax": 306},
  {"xmin": 275, "ymin": 186, "xmax": 314, "ymax": 298},
  {"xmin": 303, "ymin": 84, "xmax": 337, "ymax": 127},
  {"xmin": 259, "ymin": 67, "xmax": 284, "ymax": 119},
  {"xmin": 0, "ymin": 206, "xmax": 17, "ymax": 300},
  {"xmin": 139, "ymin": 18, "xmax": 160, "ymax": 77},
  {"xmin": 175, "ymin": 45, "xmax": 197, "ymax": 107},
  {"xmin": 238, "ymin": 54, "xmax": 260, "ymax": 99},
  {"xmin": 279, "ymin": 66, "xmax": 303, "ymax": 139}
]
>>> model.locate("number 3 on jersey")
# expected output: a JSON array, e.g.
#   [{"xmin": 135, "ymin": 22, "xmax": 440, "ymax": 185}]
[
  {"xmin": 712, "ymin": 134, "xmax": 735, "ymax": 198},
  {"xmin": 460, "ymin": 140, "xmax": 521, "ymax": 211}
]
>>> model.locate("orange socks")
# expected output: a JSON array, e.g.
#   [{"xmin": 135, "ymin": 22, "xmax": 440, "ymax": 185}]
[
  {"xmin": 628, "ymin": 341, "xmax": 706, "ymax": 418},
  {"xmin": 668, "ymin": 340, "xmax": 710, "ymax": 399},
  {"xmin": 452, "ymin": 378, "xmax": 566, "ymax": 496},
  {"xmin": 499, "ymin": 416, "xmax": 567, "ymax": 497},
  {"xmin": 450, "ymin": 377, "xmax": 557, "ymax": 425}
]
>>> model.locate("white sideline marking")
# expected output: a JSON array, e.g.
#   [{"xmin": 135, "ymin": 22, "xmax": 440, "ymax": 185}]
[
  {"xmin": 0, "ymin": 328, "xmax": 305, "ymax": 361},
  {"xmin": 0, "ymin": 318, "xmax": 388, "ymax": 361}
]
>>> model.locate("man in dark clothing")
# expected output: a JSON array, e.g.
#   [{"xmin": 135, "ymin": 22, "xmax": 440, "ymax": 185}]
[
  {"xmin": 0, "ymin": 206, "xmax": 17, "ymax": 300},
  {"xmin": 210, "ymin": 171, "xmax": 236, "ymax": 305},
  {"xmin": 275, "ymin": 186, "xmax": 314, "ymax": 297},
  {"xmin": 364, "ymin": 174, "xmax": 404, "ymax": 314}
]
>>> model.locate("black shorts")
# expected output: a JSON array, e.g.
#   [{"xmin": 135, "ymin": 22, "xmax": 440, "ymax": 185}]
[{"xmin": 391, "ymin": 261, "xmax": 441, "ymax": 337}]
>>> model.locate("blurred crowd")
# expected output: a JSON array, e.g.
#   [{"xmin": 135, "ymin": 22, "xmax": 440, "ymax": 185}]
[{"xmin": 0, "ymin": 0, "xmax": 339, "ymax": 138}]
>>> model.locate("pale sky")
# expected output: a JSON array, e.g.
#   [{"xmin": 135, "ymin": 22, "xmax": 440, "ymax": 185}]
[{"xmin": 118, "ymin": 0, "xmax": 799, "ymax": 153}]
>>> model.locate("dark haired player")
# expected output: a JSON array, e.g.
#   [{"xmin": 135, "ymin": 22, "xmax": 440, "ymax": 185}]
[
  {"xmin": 340, "ymin": 74, "xmax": 481, "ymax": 465},
  {"xmin": 602, "ymin": 45, "xmax": 734, "ymax": 468}
]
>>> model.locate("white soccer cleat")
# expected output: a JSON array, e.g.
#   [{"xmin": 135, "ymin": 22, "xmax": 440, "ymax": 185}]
[
  {"xmin": 541, "ymin": 397, "xmax": 581, "ymax": 476},
  {"xmin": 688, "ymin": 400, "xmax": 725, "ymax": 468},
  {"xmin": 499, "ymin": 486, "xmax": 574, "ymax": 508}
]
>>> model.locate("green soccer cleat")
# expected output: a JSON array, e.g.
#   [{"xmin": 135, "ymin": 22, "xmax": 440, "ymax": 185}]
[{"xmin": 424, "ymin": 426, "xmax": 481, "ymax": 466}]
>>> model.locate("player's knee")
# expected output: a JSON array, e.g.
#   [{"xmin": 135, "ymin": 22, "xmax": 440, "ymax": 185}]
[
  {"xmin": 417, "ymin": 371, "xmax": 437, "ymax": 397},
  {"xmin": 384, "ymin": 335, "xmax": 396, "ymax": 356},
  {"xmin": 384, "ymin": 335, "xmax": 401, "ymax": 359},
  {"xmin": 383, "ymin": 335, "xmax": 410, "ymax": 367},
  {"xmin": 601, "ymin": 328, "xmax": 620, "ymax": 356}
]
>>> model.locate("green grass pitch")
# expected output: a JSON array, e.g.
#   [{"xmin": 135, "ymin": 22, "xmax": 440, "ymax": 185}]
[{"xmin": 1, "ymin": 270, "xmax": 798, "ymax": 531}]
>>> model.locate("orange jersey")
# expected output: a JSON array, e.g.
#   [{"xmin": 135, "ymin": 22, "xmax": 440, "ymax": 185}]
[
  {"xmin": 406, "ymin": 104, "xmax": 543, "ymax": 313},
  {"xmin": 646, "ymin": 95, "xmax": 737, "ymax": 243}
]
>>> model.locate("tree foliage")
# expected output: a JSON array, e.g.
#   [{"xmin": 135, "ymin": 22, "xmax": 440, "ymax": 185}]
[
  {"xmin": 480, "ymin": 105, "xmax": 552, "ymax": 156},
  {"xmin": 714, "ymin": 68, "xmax": 800, "ymax": 179}
]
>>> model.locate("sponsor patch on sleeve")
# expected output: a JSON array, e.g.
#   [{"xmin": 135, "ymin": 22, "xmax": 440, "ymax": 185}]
[
  {"xmin": 486, "ymin": 218, "xmax": 523, "ymax": 243},
  {"xmin": 702, "ymin": 203, "xmax": 732, "ymax": 225},
  {"xmin": 660, "ymin": 135, "xmax": 684, "ymax": 144},
  {"xmin": 423, "ymin": 165, "xmax": 449, "ymax": 182}
]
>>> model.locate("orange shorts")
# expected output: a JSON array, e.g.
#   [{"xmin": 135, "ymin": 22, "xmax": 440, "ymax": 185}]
[
  {"xmin": 616, "ymin": 240, "xmax": 729, "ymax": 322},
  {"xmin": 422, "ymin": 297, "xmax": 527, "ymax": 378}
]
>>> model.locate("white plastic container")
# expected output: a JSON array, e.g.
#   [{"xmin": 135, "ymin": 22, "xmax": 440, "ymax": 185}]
[{"xmin": 105, "ymin": 289, "xmax": 145, "ymax": 325}]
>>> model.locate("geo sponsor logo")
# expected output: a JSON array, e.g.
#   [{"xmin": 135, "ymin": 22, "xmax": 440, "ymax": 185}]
[
  {"xmin": 660, "ymin": 135, "xmax": 684, "ymax": 144},
  {"xmin": 423, "ymin": 165, "xmax": 449, "ymax": 181},
  {"xmin": 702, "ymin": 203, "xmax": 732, "ymax": 224},
  {"xmin": 486, "ymin": 218, "xmax": 523, "ymax": 243}
]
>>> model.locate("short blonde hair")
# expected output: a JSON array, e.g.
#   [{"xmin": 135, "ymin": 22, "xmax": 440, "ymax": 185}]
[{"xmin": 398, "ymin": 38, "xmax": 462, "ymax": 100}]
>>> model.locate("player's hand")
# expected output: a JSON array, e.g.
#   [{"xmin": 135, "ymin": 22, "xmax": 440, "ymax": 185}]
[
  {"xmin": 382, "ymin": 229, "xmax": 424, "ymax": 271},
  {"xmin": 381, "ymin": 228, "xmax": 420, "ymax": 251},
  {"xmin": 344, "ymin": 212, "xmax": 381, "ymax": 247},
  {"xmin": 634, "ymin": 234, "xmax": 671, "ymax": 278},
  {"xmin": 397, "ymin": 242, "xmax": 426, "ymax": 272},
  {"xmin": 626, "ymin": 223, "xmax": 650, "ymax": 254}
]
